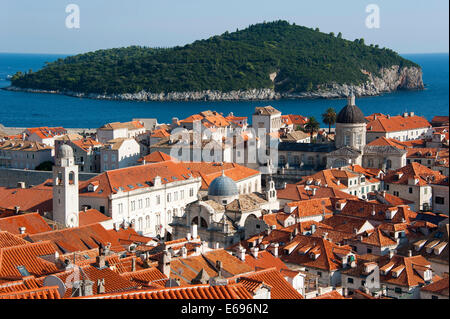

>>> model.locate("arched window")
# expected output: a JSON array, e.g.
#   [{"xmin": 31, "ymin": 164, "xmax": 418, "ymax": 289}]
[
  {"xmin": 146, "ymin": 215, "xmax": 150, "ymax": 228},
  {"xmin": 69, "ymin": 171, "xmax": 75, "ymax": 185},
  {"xmin": 192, "ymin": 216, "xmax": 208, "ymax": 228},
  {"xmin": 57, "ymin": 171, "xmax": 63, "ymax": 185}
]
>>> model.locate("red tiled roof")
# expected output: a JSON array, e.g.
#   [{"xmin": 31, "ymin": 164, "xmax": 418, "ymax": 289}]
[
  {"xmin": 28, "ymin": 224, "xmax": 126, "ymax": 254},
  {"xmin": 235, "ymin": 268, "xmax": 303, "ymax": 299},
  {"xmin": 0, "ymin": 213, "xmax": 52, "ymax": 235},
  {"xmin": 0, "ymin": 285, "xmax": 61, "ymax": 299},
  {"xmin": 78, "ymin": 209, "xmax": 112, "ymax": 227},
  {"xmin": 0, "ymin": 241, "xmax": 60, "ymax": 283},
  {"xmin": 137, "ymin": 151, "xmax": 175, "ymax": 163},
  {"xmin": 383, "ymin": 162, "xmax": 445, "ymax": 186},
  {"xmin": 0, "ymin": 187, "xmax": 53, "ymax": 213},
  {"xmin": 278, "ymin": 184, "xmax": 356, "ymax": 201},
  {"xmin": 79, "ymin": 160, "xmax": 197, "ymax": 198},
  {"xmin": 312, "ymin": 290, "xmax": 347, "ymax": 299},
  {"xmin": 77, "ymin": 283, "xmax": 253, "ymax": 299},
  {"xmin": 366, "ymin": 115, "xmax": 431, "ymax": 133},
  {"xmin": 0, "ymin": 231, "xmax": 30, "ymax": 248}
]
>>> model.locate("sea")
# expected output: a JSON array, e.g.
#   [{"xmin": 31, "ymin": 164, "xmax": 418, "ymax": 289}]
[{"xmin": 0, "ymin": 53, "xmax": 448, "ymax": 129}]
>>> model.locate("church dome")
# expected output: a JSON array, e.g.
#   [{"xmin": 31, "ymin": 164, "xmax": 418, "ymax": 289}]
[
  {"xmin": 57, "ymin": 144, "xmax": 74, "ymax": 159},
  {"xmin": 336, "ymin": 96, "xmax": 365, "ymax": 124},
  {"xmin": 208, "ymin": 173, "xmax": 239, "ymax": 197}
]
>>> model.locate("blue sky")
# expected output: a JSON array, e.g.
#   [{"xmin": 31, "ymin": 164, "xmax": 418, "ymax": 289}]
[{"xmin": 0, "ymin": 0, "xmax": 448, "ymax": 54}]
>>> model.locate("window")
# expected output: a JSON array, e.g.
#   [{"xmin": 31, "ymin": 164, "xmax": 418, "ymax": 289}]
[
  {"xmin": 424, "ymin": 188, "xmax": 428, "ymax": 194},
  {"xmin": 118, "ymin": 203, "xmax": 123, "ymax": 214},
  {"xmin": 385, "ymin": 184, "xmax": 390, "ymax": 191},
  {"xmin": 180, "ymin": 190, "xmax": 184, "ymax": 200},
  {"xmin": 367, "ymin": 248, "xmax": 372, "ymax": 254},
  {"xmin": 394, "ymin": 287, "xmax": 402, "ymax": 294},
  {"xmin": 317, "ymin": 271, "xmax": 322, "ymax": 277},
  {"xmin": 174, "ymin": 191, "xmax": 178, "ymax": 201},
  {"xmin": 145, "ymin": 198, "xmax": 150, "ymax": 207},
  {"xmin": 431, "ymin": 295, "xmax": 439, "ymax": 299},
  {"xmin": 138, "ymin": 199, "xmax": 143, "ymax": 209},
  {"xmin": 347, "ymin": 278, "xmax": 354, "ymax": 284},
  {"xmin": 356, "ymin": 134, "xmax": 362, "ymax": 145},
  {"xmin": 131, "ymin": 201, "xmax": 135, "ymax": 211},
  {"xmin": 156, "ymin": 195, "xmax": 161, "ymax": 205},
  {"xmin": 393, "ymin": 191, "xmax": 399, "ymax": 197},
  {"xmin": 409, "ymin": 187, "xmax": 413, "ymax": 194},
  {"xmin": 167, "ymin": 193, "xmax": 171, "ymax": 202},
  {"xmin": 103, "ymin": 154, "xmax": 108, "ymax": 161},
  {"xmin": 189, "ymin": 188, "xmax": 194, "ymax": 197},
  {"xmin": 344, "ymin": 135, "xmax": 350, "ymax": 146},
  {"xmin": 99, "ymin": 206, "xmax": 105, "ymax": 214},
  {"xmin": 435, "ymin": 197, "xmax": 445, "ymax": 205}
]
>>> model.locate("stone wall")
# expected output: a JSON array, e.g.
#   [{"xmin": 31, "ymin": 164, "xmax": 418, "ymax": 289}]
[{"xmin": 0, "ymin": 168, "xmax": 97, "ymax": 188}]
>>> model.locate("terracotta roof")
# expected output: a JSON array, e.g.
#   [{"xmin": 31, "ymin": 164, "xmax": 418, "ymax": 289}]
[
  {"xmin": 0, "ymin": 241, "xmax": 60, "ymax": 283},
  {"xmin": 25, "ymin": 127, "xmax": 67, "ymax": 139},
  {"xmin": 383, "ymin": 162, "xmax": 446, "ymax": 186},
  {"xmin": 0, "ymin": 285, "xmax": 61, "ymax": 299},
  {"xmin": 28, "ymin": 224, "xmax": 126, "ymax": 254},
  {"xmin": 0, "ymin": 187, "xmax": 53, "ymax": 213},
  {"xmin": 278, "ymin": 184, "xmax": 356, "ymax": 202},
  {"xmin": 79, "ymin": 160, "xmax": 198, "ymax": 198},
  {"xmin": 235, "ymin": 268, "xmax": 303, "ymax": 299},
  {"xmin": 138, "ymin": 151, "xmax": 175, "ymax": 163},
  {"xmin": 366, "ymin": 136, "xmax": 409, "ymax": 149},
  {"xmin": 0, "ymin": 140, "xmax": 53, "ymax": 152},
  {"xmin": 0, "ymin": 213, "xmax": 52, "ymax": 235},
  {"xmin": 348, "ymin": 227, "xmax": 397, "ymax": 247},
  {"xmin": 150, "ymin": 128, "xmax": 171, "ymax": 138},
  {"xmin": 77, "ymin": 283, "xmax": 253, "ymax": 299},
  {"xmin": 121, "ymin": 267, "xmax": 168, "ymax": 288},
  {"xmin": 78, "ymin": 209, "xmax": 112, "ymax": 227},
  {"xmin": 421, "ymin": 275, "xmax": 449, "ymax": 296},
  {"xmin": 181, "ymin": 162, "xmax": 260, "ymax": 190},
  {"xmin": 283, "ymin": 114, "xmax": 308, "ymax": 126},
  {"xmin": 366, "ymin": 114, "xmax": 431, "ymax": 133},
  {"xmin": 243, "ymin": 250, "xmax": 291, "ymax": 272},
  {"xmin": 280, "ymin": 235, "xmax": 354, "ymax": 271},
  {"xmin": 99, "ymin": 121, "xmax": 144, "ymax": 130},
  {"xmin": 0, "ymin": 231, "xmax": 30, "ymax": 248},
  {"xmin": 312, "ymin": 290, "xmax": 347, "ymax": 299},
  {"xmin": 71, "ymin": 137, "xmax": 102, "ymax": 152},
  {"xmin": 286, "ymin": 198, "xmax": 334, "ymax": 219}
]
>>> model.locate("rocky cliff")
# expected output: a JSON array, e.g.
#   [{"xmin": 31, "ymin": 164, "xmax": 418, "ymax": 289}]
[{"xmin": 4, "ymin": 65, "xmax": 423, "ymax": 102}]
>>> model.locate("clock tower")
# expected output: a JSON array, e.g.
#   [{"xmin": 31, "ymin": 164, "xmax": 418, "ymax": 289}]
[{"xmin": 53, "ymin": 144, "xmax": 79, "ymax": 227}]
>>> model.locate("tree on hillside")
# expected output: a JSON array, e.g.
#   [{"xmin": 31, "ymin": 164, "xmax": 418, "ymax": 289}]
[
  {"xmin": 322, "ymin": 107, "xmax": 337, "ymax": 134},
  {"xmin": 304, "ymin": 116, "xmax": 320, "ymax": 141}
]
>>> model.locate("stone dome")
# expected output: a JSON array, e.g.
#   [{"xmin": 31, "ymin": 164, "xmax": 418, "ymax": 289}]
[
  {"xmin": 57, "ymin": 144, "xmax": 74, "ymax": 158},
  {"xmin": 208, "ymin": 172, "xmax": 239, "ymax": 197},
  {"xmin": 336, "ymin": 97, "xmax": 365, "ymax": 124}
]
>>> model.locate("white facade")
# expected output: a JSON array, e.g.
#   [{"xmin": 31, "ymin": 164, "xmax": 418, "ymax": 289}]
[
  {"xmin": 80, "ymin": 177, "xmax": 202, "ymax": 238},
  {"xmin": 100, "ymin": 138, "xmax": 141, "ymax": 172},
  {"xmin": 52, "ymin": 146, "xmax": 79, "ymax": 228}
]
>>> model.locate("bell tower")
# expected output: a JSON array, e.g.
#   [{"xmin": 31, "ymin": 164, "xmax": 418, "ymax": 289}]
[{"xmin": 53, "ymin": 144, "xmax": 79, "ymax": 227}]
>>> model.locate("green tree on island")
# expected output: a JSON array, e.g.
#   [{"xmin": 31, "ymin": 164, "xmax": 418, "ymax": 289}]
[
  {"xmin": 322, "ymin": 107, "xmax": 337, "ymax": 134},
  {"xmin": 304, "ymin": 116, "xmax": 320, "ymax": 141}
]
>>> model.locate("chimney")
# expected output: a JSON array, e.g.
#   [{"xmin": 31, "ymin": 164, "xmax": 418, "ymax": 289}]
[
  {"xmin": 19, "ymin": 227, "xmax": 26, "ymax": 234},
  {"xmin": 97, "ymin": 278, "xmax": 105, "ymax": 294},
  {"xmin": 14, "ymin": 206, "xmax": 20, "ymax": 214},
  {"xmin": 17, "ymin": 182, "xmax": 26, "ymax": 189},
  {"xmin": 216, "ymin": 260, "xmax": 223, "ymax": 277},
  {"xmin": 237, "ymin": 246, "xmax": 246, "ymax": 261},
  {"xmin": 250, "ymin": 247, "xmax": 259, "ymax": 259},
  {"xmin": 322, "ymin": 232, "xmax": 328, "ymax": 240},
  {"xmin": 407, "ymin": 250, "xmax": 412, "ymax": 257},
  {"xmin": 95, "ymin": 255, "xmax": 106, "ymax": 269},
  {"xmin": 142, "ymin": 159, "xmax": 146, "ymax": 165},
  {"xmin": 312, "ymin": 188, "xmax": 317, "ymax": 196},
  {"xmin": 311, "ymin": 224, "xmax": 316, "ymax": 234},
  {"xmin": 158, "ymin": 250, "xmax": 172, "ymax": 278},
  {"xmin": 272, "ymin": 243, "xmax": 279, "ymax": 257},
  {"xmin": 186, "ymin": 233, "xmax": 192, "ymax": 241},
  {"xmin": 389, "ymin": 250, "xmax": 395, "ymax": 259},
  {"xmin": 181, "ymin": 246, "xmax": 188, "ymax": 258},
  {"xmin": 293, "ymin": 227, "xmax": 299, "ymax": 236},
  {"xmin": 131, "ymin": 257, "xmax": 136, "ymax": 272},
  {"xmin": 191, "ymin": 224, "xmax": 198, "ymax": 239},
  {"xmin": 214, "ymin": 242, "xmax": 220, "ymax": 250}
]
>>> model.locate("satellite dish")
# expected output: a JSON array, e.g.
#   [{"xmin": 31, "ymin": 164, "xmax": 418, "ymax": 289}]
[{"xmin": 43, "ymin": 275, "xmax": 67, "ymax": 297}]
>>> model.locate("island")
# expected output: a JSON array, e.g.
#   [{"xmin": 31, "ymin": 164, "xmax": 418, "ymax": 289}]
[{"xmin": 7, "ymin": 20, "xmax": 424, "ymax": 101}]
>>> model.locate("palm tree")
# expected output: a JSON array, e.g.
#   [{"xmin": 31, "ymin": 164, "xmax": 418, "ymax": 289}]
[
  {"xmin": 304, "ymin": 116, "xmax": 320, "ymax": 141},
  {"xmin": 322, "ymin": 107, "xmax": 337, "ymax": 134}
]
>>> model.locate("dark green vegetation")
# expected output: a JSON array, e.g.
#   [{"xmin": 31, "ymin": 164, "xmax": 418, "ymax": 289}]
[
  {"xmin": 11, "ymin": 20, "xmax": 419, "ymax": 94},
  {"xmin": 35, "ymin": 161, "xmax": 53, "ymax": 171}
]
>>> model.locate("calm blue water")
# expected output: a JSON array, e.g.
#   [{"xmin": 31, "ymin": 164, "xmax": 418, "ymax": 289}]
[{"xmin": 0, "ymin": 52, "xmax": 448, "ymax": 128}]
